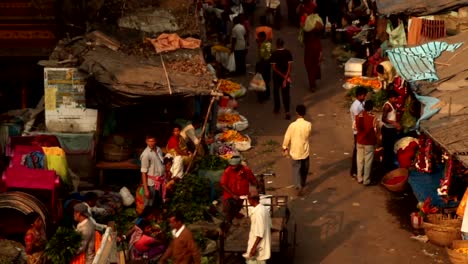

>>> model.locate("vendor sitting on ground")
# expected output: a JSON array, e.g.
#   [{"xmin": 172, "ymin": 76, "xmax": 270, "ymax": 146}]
[
  {"xmin": 220, "ymin": 156, "xmax": 258, "ymax": 226},
  {"xmin": 127, "ymin": 219, "xmax": 166, "ymax": 260}
]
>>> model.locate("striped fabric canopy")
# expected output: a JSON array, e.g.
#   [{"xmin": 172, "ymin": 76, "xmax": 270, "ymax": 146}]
[{"xmin": 387, "ymin": 41, "xmax": 463, "ymax": 82}]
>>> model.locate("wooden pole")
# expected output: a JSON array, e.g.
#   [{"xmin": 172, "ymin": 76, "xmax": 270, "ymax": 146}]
[
  {"xmin": 160, "ymin": 54, "xmax": 173, "ymax": 95},
  {"xmin": 184, "ymin": 82, "xmax": 222, "ymax": 175}
]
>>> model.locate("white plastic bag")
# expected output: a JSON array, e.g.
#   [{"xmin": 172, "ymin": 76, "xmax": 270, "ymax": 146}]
[
  {"xmin": 119, "ymin": 187, "xmax": 135, "ymax": 206},
  {"xmin": 249, "ymin": 73, "xmax": 266, "ymax": 92},
  {"xmin": 227, "ymin": 53, "xmax": 236, "ymax": 72}
]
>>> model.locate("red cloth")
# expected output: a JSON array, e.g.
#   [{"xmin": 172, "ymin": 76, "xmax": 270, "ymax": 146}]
[
  {"xmin": 4, "ymin": 166, "xmax": 56, "ymax": 190},
  {"xmin": 220, "ymin": 165, "xmax": 257, "ymax": 200},
  {"xmin": 397, "ymin": 141, "xmax": 419, "ymax": 168},
  {"xmin": 134, "ymin": 234, "xmax": 157, "ymax": 252},
  {"xmin": 356, "ymin": 111, "xmax": 377, "ymax": 145},
  {"xmin": 166, "ymin": 135, "xmax": 179, "ymax": 150}
]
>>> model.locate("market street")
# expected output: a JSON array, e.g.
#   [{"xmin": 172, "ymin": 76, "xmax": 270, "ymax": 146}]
[{"xmin": 232, "ymin": 2, "xmax": 449, "ymax": 263}]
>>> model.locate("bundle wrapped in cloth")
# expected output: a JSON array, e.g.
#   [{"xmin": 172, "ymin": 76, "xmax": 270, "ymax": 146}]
[{"xmin": 146, "ymin": 33, "xmax": 201, "ymax": 53}]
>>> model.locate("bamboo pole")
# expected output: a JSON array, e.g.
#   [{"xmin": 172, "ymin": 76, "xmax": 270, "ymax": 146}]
[
  {"xmin": 160, "ymin": 54, "xmax": 173, "ymax": 95},
  {"xmin": 184, "ymin": 82, "xmax": 222, "ymax": 175}
]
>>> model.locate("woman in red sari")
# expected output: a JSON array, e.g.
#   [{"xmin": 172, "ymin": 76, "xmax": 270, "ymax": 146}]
[{"xmin": 300, "ymin": 2, "xmax": 323, "ymax": 92}]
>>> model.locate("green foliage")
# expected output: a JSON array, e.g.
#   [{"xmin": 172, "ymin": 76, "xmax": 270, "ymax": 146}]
[
  {"xmin": 370, "ymin": 89, "xmax": 388, "ymax": 109},
  {"xmin": 193, "ymin": 230, "xmax": 207, "ymax": 250},
  {"xmin": 44, "ymin": 227, "xmax": 82, "ymax": 264},
  {"xmin": 198, "ymin": 155, "xmax": 228, "ymax": 171},
  {"xmin": 167, "ymin": 174, "xmax": 211, "ymax": 224}
]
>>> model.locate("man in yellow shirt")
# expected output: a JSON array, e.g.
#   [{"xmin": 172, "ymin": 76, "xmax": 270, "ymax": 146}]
[{"xmin": 282, "ymin": 104, "xmax": 312, "ymax": 196}]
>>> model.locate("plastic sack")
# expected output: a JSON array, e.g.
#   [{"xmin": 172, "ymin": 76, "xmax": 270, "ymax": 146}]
[
  {"xmin": 249, "ymin": 73, "xmax": 266, "ymax": 92},
  {"xmin": 303, "ymin": 14, "xmax": 323, "ymax": 33},
  {"xmin": 135, "ymin": 185, "xmax": 145, "ymax": 215},
  {"xmin": 227, "ymin": 53, "xmax": 236, "ymax": 72},
  {"xmin": 120, "ymin": 187, "xmax": 135, "ymax": 207}
]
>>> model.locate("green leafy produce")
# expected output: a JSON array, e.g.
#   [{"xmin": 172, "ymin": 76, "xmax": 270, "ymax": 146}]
[
  {"xmin": 198, "ymin": 155, "xmax": 228, "ymax": 171},
  {"xmin": 44, "ymin": 227, "xmax": 82, "ymax": 264},
  {"xmin": 370, "ymin": 89, "xmax": 388, "ymax": 109},
  {"xmin": 167, "ymin": 174, "xmax": 211, "ymax": 224}
]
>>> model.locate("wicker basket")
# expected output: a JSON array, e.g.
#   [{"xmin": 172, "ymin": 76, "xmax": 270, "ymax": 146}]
[
  {"xmin": 381, "ymin": 168, "xmax": 409, "ymax": 192},
  {"xmin": 102, "ymin": 143, "xmax": 131, "ymax": 162},
  {"xmin": 423, "ymin": 221, "xmax": 462, "ymax": 247},
  {"xmin": 427, "ymin": 214, "xmax": 462, "ymax": 227},
  {"xmin": 447, "ymin": 240, "xmax": 468, "ymax": 264}
]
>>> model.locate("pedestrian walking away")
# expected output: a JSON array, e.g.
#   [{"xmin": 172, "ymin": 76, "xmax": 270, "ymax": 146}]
[
  {"xmin": 270, "ymin": 38, "xmax": 293, "ymax": 120},
  {"xmin": 255, "ymin": 31, "xmax": 272, "ymax": 103},
  {"xmin": 349, "ymin": 86, "xmax": 367, "ymax": 178},
  {"xmin": 231, "ymin": 15, "xmax": 247, "ymax": 75},
  {"xmin": 282, "ymin": 104, "xmax": 312, "ymax": 196}
]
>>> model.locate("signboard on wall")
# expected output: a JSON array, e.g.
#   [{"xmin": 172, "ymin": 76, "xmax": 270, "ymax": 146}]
[{"xmin": 44, "ymin": 68, "xmax": 98, "ymax": 132}]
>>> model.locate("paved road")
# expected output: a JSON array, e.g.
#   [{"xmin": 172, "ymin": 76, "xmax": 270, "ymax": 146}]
[{"xmin": 230, "ymin": 1, "xmax": 449, "ymax": 263}]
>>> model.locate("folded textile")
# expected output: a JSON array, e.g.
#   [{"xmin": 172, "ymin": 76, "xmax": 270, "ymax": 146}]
[
  {"xmin": 146, "ymin": 34, "xmax": 201, "ymax": 53},
  {"xmin": 387, "ymin": 41, "xmax": 463, "ymax": 82}
]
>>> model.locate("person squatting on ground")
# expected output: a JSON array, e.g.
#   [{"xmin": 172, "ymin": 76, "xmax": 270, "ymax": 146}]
[
  {"xmin": 245, "ymin": 191, "xmax": 271, "ymax": 264},
  {"xmin": 282, "ymin": 104, "xmax": 312, "ymax": 196},
  {"xmin": 355, "ymin": 100, "xmax": 377, "ymax": 185},
  {"xmin": 349, "ymin": 86, "xmax": 367, "ymax": 178},
  {"xmin": 220, "ymin": 155, "xmax": 258, "ymax": 226},
  {"xmin": 381, "ymin": 89, "xmax": 401, "ymax": 173},
  {"xmin": 270, "ymin": 38, "xmax": 293, "ymax": 120},
  {"xmin": 256, "ymin": 31, "xmax": 272, "ymax": 103}
]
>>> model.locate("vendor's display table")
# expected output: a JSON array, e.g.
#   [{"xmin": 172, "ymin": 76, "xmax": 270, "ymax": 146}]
[{"xmin": 96, "ymin": 159, "xmax": 140, "ymax": 185}]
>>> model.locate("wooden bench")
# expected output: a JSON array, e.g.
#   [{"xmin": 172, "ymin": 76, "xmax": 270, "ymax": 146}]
[{"xmin": 95, "ymin": 159, "xmax": 140, "ymax": 186}]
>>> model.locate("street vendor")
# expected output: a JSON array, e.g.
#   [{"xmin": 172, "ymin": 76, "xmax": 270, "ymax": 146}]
[
  {"xmin": 140, "ymin": 134, "xmax": 165, "ymax": 209},
  {"xmin": 73, "ymin": 203, "xmax": 96, "ymax": 264},
  {"xmin": 381, "ymin": 90, "xmax": 401, "ymax": 173},
  {"xmin": 128, "ymin": 219, "xmax": 166, "ymax": 260},
  {"xmin": 220, "ymin": 156, "xmax": 258, "ymax": 226},
  {"xmin": 376, "ymin": 61, "xmax": 396, "ymax": 89},
  {"xmin": 83, "ymin": 192, "xmax": 108, "ymax": 232},
  {"xmin": 24, "ymin": 212, "xmax": 47, "ymax": 264},
  {"xmin": 167, "ymin": 125, "xmax": 190, "ymax": 157}
]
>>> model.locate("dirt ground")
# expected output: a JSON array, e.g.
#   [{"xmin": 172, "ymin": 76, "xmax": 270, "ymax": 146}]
[{"xmin": 226, "ymin": 1, "xmax": 450, "ymax": 263}]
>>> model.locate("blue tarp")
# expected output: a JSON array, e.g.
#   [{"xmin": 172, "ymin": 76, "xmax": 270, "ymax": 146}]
[{"xmin": 408, "ymin": 165, "xmax": 459, "ymax": 208}]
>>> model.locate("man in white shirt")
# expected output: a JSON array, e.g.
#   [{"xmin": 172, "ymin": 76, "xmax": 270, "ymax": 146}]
[
  {"xmin": 282, "ymin": 104, "xmax": 312, "ymax": 196},
  {"xmin": 231, "ymin": 15, "xmax": 247, "ymax": 75},
  {"xmin": 74, "ymin": 203, "xmax": 96, "ymax": 264},
  {"xmin": 140, "ymin": 134, "xmax": 165, "ymax": 209},
  {"xmin": 246, "ymin": 192, "xmax": 271, "ymax": 264},
  {"xmin": 349, "ymin": 87, "xmax": 367, "ymax": 178}
]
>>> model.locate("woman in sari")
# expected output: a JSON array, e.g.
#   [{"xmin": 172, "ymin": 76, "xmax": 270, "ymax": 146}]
[
  {"xmin": 300, "ymin": 2, "xmax": 323, "ymax": 92},
  {"xmin": 166, "ymin": 125, "xmax": 189, "ymax": 157},
  {"xmin": 24, "ymin": 212, "xmax": 47, "ymax": 264}
]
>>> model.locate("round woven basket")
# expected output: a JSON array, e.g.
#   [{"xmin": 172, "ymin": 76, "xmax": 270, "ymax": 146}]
[
  {"xmin": 447, "ymin": 240, "xmax": 468, "ymax": 264},
  {"xmin": 381, "ymin": 168, "xmax": 409, "ymax": 192},
  {"xmin": 427, "ymin": 214, "xmax": 462, "ymax": 227},
  {"xmin": 423, "ymin": 222, "xmax": 461, "ymax": 247}
]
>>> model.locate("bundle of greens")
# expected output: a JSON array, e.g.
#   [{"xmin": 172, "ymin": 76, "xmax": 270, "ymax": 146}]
[
  {"xmin": 167, "ymin": 174, "xmax": 211, "ymax": 224},
  {"xmin": 197, "ymin": 155, "xmax": 228, "ymax": 171},
  {"xmin": 44, "ymin": 227, "xmax": 82, "ymax": 264}
]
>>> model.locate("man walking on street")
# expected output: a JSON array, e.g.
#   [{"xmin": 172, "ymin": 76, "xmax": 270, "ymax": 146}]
[
  {"xmin": 270, "ymin": 38, "xmax": 293, "ymax": 120},
  {"xmin": 140, "ymin": 134, "xmax": 165, "ymax": 210},
  {"xmin": 349, "ymin": 87, "xmax": 367, "ymax": 179},
  {"xmin": 245, "ymin": 191, "xmax": 271, "ymax": 264},
  {"xmin": 231, "ymin": 16, "xmax": 247, "ymax": 75},
  {"xmin": 282, "ymin": 104, "xmax": 312, "ymax": 196}
]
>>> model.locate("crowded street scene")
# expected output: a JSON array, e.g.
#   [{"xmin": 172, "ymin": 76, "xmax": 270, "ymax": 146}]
[{"xmin": 0, "ymin": 0, "xmax": 468, "ymax": 263}]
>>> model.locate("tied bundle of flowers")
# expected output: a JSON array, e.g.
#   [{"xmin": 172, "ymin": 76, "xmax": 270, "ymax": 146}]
[{"xmin": 417, "ymin": 197, "xmax": 438, "ymax": 218}]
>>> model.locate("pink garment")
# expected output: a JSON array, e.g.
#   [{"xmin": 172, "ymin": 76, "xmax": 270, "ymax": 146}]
[
  {"xmin": 134, "ymin": 234, "xmax": 157, "ymax": 252},
  {"xmin": 148, "ymin": 175, "xmax": 166, "ymax": 201}
]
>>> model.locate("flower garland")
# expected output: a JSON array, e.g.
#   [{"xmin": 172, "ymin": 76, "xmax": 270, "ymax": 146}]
[
  {"xmin": 415, "ymin": 136, "xmax": 433, "ymax": 173},
  {"xmin": 437, "ymin": 156, "xmax": 453, "ymax": 197}
]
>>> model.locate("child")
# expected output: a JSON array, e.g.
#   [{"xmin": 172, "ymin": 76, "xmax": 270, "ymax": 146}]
[{"xmin": 355, "ymin": 100, "xmax": 377, "ymax": 185}]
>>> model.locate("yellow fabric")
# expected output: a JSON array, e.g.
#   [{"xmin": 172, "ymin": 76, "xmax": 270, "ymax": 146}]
[
  {"xmin": 303, "ymin": 14, "xmax": 323, "ymax": 33},
  {"xmin": 46, "ymin": 155, "xmax": 68, "ymax": 178},
  {"xmin": 42, "ymin": 147, "xmax": 66, "ymax": 157},
  {"xmin": 211, "ymin": 45, "xmax": 231, "ymax": 54},
  {"xmin": 282, "ymin": 118, "xmax": 312, "ymax": 160},
  {"xmin": 457, "ymin": 187, "xmax": 468, "ymax": 217}
]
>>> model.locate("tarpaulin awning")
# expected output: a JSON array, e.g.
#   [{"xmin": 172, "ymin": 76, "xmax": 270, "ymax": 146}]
[{"xmin": 376, "ymin": 0, "xmax": 468, "ymax": 16}]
